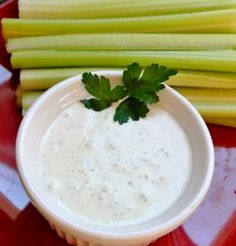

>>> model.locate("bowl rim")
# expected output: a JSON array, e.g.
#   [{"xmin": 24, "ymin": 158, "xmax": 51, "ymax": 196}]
[{"xmin": 16, "ymin": 70, "xmax": 214, "ymax": 241}]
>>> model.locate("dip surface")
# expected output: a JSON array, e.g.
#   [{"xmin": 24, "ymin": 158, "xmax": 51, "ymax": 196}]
[{"xmin": 40, "ymin": 102, "xmax": 191, "ymax": 226}]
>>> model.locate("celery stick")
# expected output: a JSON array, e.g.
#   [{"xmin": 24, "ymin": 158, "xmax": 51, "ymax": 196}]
[
  {"xmin": 11, "ymin": 50, "xmax": 236, "ymax": 72},
  {"xmin": 175, "ymin": 87, "xmax": 236, "ymax": 100},
  {"xmin": 20, "ymin": 67, "xmax": 120, "ymax": 90},
  {"xmin": 186, "ymin": 97, "xmax": 236, "ymax": 103},
  {"xmin": 7, "ymin": 34, "xmax": 236, "ymax": 52},
  {"xmin": 20, "ymin": 68, "xmax": 236, "ymax": 91},
  {"xmin": 19, "ymin": 0, "xmax": 236, "ymax": 19},
  {"xmin": 22, "ymin": 91, "xmax": 43, "ymax": 111},
  {"xmin": 205, "ymin": 117, "xmax": 236, "ymax": 127},
  {"xmin": 194, "ymin": 102, "xmax": 236, "ymax": 118},
  {"xmin": 16, "ymin": 86, "xmax": 23, "ymax": 107},
  {"xmin": 168, "ymin": 70, "xmax": 236, "ymax": 88},
  {"xmin": 173, "ymin": 87, "xmax": 236, "ymax": 118},
  {"xmin": 3, "ymin": 9, "xmax": 236, "ymax": 39},
  {"xmin": 21, "ymin": 91, "xmax": 236, "ymax": 126}
]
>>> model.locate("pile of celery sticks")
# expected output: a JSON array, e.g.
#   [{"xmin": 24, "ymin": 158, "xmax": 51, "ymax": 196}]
[{"xmin": 2, "ymin": 0, "xmax": 236, "ymax": 127}]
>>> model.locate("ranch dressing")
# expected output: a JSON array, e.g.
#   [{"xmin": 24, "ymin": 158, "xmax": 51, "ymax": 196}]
[{"xmin": 40, "ymin": 102, "xmax": 191, "ymax": 227}]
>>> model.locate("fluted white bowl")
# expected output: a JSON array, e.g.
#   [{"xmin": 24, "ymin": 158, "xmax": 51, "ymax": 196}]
[{"xmin": 16, "ymin": 71, "xmax": 214, "ymax": 246}]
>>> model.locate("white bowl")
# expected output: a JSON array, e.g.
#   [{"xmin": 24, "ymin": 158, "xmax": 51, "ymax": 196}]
[{"xmin": 16, "ymin": 71, "xmax": 214, "ymax": 246}]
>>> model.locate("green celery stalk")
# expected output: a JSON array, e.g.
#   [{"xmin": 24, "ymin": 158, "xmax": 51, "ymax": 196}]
[
  {"xmin": 204, "ymin": 117, "xmax": 236, "ymax": 127},
  {"xmin": 175, "ymin": 87, "xmax": 236, "ymax": 100},
  {"xmin": 20, "ymin": 67, "xmax": 120, "ymax": 90},
  {"xmin": 21, "ymin": 91, "xmax": 43, "ymax": 112},
  {"xmin": 194, "ymin": 102, "xmax": 236, "ymax": 118},
  {"xmin": 20, "ymin": 68, "xmax": 236, "ymax": 91},
  {"xmin": 3, "ymin": 9, "xmax": 236, "ymax": 39},
  {"xmin": 19, "ymin": 0, "xmax": 236, "ymax": 19},
  {"xmin": 173, "ymin": 87, "xmax": 236, "ymax": 118},
  {"xmin": 168, "ymin": 70, "xmax": 236, "ymax": 88},
  {"xmin": 16, "ymin": 86, "xmax": 23, "ymax": 107},
  {"xmin": 7, "ymin": 34, "xmax": 236, "ymax": 52},
  {"xmin": 11, "ymin": 50, "xmax": 236, "ymax": 72},
  {"xmin": 20, "ymin": 90, "xmax": 236, "ymax": 125}
]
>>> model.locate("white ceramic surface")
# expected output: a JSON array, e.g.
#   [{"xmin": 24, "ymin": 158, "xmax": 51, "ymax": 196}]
[{"xmin": 16, "ymin": 71, "xmax": 214, "ymax": 246}]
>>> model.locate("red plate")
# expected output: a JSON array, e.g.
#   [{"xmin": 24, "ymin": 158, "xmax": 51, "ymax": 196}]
[{"xmin": 0, "ymin": 1, "xmax": 236, "ymax": 245}]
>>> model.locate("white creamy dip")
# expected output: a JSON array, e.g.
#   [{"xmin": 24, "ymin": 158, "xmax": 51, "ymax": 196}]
[{"xmin": 40, "ymin": 102, "xmax": 191, "ymax": 227}]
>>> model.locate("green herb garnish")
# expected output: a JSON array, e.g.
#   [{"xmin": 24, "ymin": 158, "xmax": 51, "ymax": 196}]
[{"xmin": 80, "ymin": 63, "xmax": 177, "ymax": 124}]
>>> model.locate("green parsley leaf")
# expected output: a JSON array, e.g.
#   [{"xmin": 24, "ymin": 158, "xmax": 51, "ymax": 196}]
[
  {"xmin": 123, "ymin": 63, "xmax": 142, "ymax": 90},
  {"xmin": 80, "ymin": 63, "xmax": 178, "ymax": 124},
  {"xmin": 80, "ymin": 99, "xmax": 111, "ymax": 111},
  {"xmin": 82, "ymin": 72, "xmax": 127, "ymax": 102},
  {"xmin": 81, "ymin": 72, "xmax": 127, "ymax": 110},
  {"xmin": 114, "ymin": 97, "xmax": 149, "ymax": 124},
  {"xmin": 123, "ymin": 63, "xmax": 177, "ymax": 104},
  {"xmin": 111, "ymin": 85, "xmax": 127, "ymax": 101},
  {"xmin": 82, "ymin": 73, "xmax": 111, "ymax": 100}
]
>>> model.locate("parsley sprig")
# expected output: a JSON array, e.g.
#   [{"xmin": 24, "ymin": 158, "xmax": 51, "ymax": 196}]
[{"xmin": 80, "ymin": 63, "xmax": 177, "ymax": 124}]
